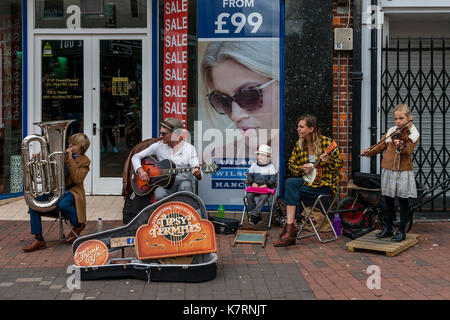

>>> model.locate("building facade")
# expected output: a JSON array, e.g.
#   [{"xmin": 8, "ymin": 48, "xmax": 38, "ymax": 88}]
[{"xmin": 0, "ymin": 0, "xmax": 448, "ymax": 212}]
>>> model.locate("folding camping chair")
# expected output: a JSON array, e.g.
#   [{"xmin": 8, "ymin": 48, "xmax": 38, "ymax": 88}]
[
  {"xmin": 40, "ymin": 209, "xmax": 68, "ymax": 241},
  {"xmin": 240, "ymin": 184, "xmax": 278, "ymax": 229},
  {"xmin": 296, "ymin": 193, "xmax": 339, "ymax": 243}
]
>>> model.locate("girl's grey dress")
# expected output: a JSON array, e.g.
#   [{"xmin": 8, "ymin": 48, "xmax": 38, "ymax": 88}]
[{"xmin": 381, "ymin": 168, "xmax": 417, "ymax": 198}]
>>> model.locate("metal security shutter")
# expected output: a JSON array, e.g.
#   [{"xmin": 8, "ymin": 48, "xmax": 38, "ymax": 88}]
[{"xmin": 381, "ymin": 37, "xmax": 449, "ymax": 211}]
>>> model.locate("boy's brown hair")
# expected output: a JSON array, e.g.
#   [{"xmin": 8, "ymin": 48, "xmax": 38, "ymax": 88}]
[{"xmin": 69, "ymin": 133, "xmax": 90, "ymax": 154}]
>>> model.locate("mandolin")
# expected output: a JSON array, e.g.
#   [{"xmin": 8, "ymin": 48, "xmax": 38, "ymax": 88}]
[
  {"xmin": 131, "ymin": 156, "xmax": 220, "ymax": 196},
  {"xmin": 303, "ymin": 141, "xmax": 338, "ymax": 184}
]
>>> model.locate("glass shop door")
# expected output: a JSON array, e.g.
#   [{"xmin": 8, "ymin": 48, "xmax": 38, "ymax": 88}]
[
  {"xmin": 91, "ymin": 36, "xmax": 144, "ymax": 194},
  {"xmin": 37, "ymin": 35, "xmax": 145, "ymax": 194}
]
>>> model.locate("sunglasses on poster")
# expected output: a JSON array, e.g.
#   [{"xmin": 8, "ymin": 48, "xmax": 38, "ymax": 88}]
[{"xmin": 207, "ymin": 79, "xmax": 276, "ymax": 115}]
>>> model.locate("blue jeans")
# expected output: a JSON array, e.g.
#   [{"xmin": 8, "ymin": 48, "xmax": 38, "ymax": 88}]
[
  {"xmin": 284, "ymin": 178, "xmax": 333, "ymax": 206},
  {"xmin": 154, "ymin": 179, "xmax": 193, "ymax": 201},
  {"xmin": 29, "ymin": 191, "xmax": 78, "ymax": 235}
]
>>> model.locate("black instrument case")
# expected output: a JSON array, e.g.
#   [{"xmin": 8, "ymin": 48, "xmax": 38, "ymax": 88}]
[{"xmin": 71, "ymin": 192, "xmax": 218, "ymax": 283}]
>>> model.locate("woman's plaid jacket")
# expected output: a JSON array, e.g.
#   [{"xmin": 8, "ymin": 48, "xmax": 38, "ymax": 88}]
[{"xmin": 287, "ymin": 135, "xmax": 343, "ymax": 194}]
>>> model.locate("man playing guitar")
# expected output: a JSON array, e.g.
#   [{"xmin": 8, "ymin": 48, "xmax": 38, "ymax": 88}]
[{"xmin": 131, "ymin": 118, "xmax": 202, "ymax": 201}]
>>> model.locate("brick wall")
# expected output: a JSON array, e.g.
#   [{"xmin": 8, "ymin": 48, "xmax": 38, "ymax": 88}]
[{"xmin": 333, "ymin": 0, "xmax": 353, "ymax": 196}]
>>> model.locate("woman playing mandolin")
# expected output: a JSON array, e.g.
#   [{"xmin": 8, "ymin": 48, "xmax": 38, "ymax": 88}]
[
  {"xmin": 273, "ymin": 114, "xmax": 343, "ymax": 247},
  {"xmin": 361, "ymin": 104, "xmax": 420, "ymax": 242},
  {"xmin": 131, "ymin": 118, "xmax": 202, "ymax": 201}
]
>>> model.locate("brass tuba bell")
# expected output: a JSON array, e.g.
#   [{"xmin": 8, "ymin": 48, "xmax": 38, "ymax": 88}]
[{"xmin": 21, "ymin": 120, "xmax": 74, "ymax": 212}]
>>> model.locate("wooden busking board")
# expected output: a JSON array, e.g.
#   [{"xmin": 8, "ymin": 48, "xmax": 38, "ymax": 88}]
[
  {"xmin": 233, "ymin": 230, "xmax": 267, "ymax": 247},
  {"xmin": 346, "ymin": 230, "xmax": 420, "ymax": 257}
]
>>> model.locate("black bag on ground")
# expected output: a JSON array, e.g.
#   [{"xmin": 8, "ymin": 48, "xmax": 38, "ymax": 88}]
[
  {"xmin": 208, "ymin": 216, "xmax": 240, "ymax": 234},
  {"xmin": 353, "ymin": 172, "xmax": 381, "ymax": 189},
  {"xmin": 122, "ymin": 193, "xmax": 153, "ymax": 225},
  {"xmin": 272, "ymin": 196, "xmax": 287, "ymax": 227}
]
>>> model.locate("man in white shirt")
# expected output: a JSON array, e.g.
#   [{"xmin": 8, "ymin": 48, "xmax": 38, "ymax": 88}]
[{"xmin": 131, "ymin": 117, "xmax": 202, "ymax": 201}]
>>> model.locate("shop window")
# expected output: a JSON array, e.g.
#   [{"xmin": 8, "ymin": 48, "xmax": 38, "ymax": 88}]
[
  {"xmin": 0, "ymin": 1, "xmax": 23, "ymax": 196},
  {"xmin": 158, "ymin": 0, "xmax": 282, "ymax": 209},
  {"xmin": 35, "ymin": 0, "xmax": 147, "ymax": 28}
]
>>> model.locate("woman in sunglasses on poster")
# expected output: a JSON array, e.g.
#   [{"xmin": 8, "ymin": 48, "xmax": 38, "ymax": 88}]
[{"xmin": 200, "ymin": 40, "xmax": 280, "ymax": 167}]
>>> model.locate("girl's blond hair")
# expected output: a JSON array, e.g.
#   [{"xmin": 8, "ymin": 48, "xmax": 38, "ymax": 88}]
[
  {"xmin": 69, "ymin": 133, "xmax": 90, "ymax": 154},
  {"xmin": 393, "ymin": 104, "xmax": 413, "ymax": 120}
]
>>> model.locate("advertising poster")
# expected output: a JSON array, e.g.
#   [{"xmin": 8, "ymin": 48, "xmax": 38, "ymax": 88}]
[
  {"xmin": 197, "ymin": 0, "xmax": 281, "ymax": 209},
  {"xmin": 162, "ymin": 0, "xmax": 189, "ymax": 127}
]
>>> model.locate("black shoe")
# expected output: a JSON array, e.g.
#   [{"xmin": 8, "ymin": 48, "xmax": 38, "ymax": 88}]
[
  {"xmin": 391, "ymin": 231, "xmax": 406, "ymax": 242},
  {"xmin": 249, "ymin": 215, "xmax": 262, "ymax": 225},
  {"xmin": 375, "ymin": 228, "xmax": 393, "ymax": 239}
]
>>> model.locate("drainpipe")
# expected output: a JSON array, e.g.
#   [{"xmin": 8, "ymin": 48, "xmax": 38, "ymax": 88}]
[
  {"xmin": 351, "ymin": 0, "xmax": 363, "ymax": 175},
  {"xmin": 369, "ymin": 0, "xmax": 378, "ymax": 173}
]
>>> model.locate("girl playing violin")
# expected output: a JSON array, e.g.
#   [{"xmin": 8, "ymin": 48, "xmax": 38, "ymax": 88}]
[{"xmin": 361, "ymin": 104, "xmax": 420, "ymax": 242}]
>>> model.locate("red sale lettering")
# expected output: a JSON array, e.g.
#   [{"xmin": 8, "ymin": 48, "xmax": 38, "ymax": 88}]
[
  {"xmin": 163, "ymin": 0, "xmax": 188, "ymax": 126},
  {"xmin": 165, "ymin": 16, "xmax": 188, "ymax": 31},
  {"xmin": 165, "ymin": 68, "xmax": 187, "ymax": 81},
  {"xmin": 164, "ymin": 0, "xmax": 188, "ymax": 14},
  {"xmin": 164, "ymin": 84, "xmax": 187, "ymax": 98},
  {"xmin": 164, "ymin": 101, "xmax": 187, "ymax": 115},
  {"xmin": 165, "ymin": 33, "xmax": 188, "ymax": 48},
  {"xmin": 165, "ymin": 51, "xmax": 188, "ymax": 64}
]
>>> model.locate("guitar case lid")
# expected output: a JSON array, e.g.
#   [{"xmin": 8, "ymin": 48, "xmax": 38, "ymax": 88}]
[{"xmin": 208, "ymin": 216, "xmax": 240, "ymax": 234}]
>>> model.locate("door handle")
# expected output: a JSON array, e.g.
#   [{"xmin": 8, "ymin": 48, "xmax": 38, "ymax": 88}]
[{"xmin": 93, "ymin": 123, "xmax": 97, "ymax": 135}]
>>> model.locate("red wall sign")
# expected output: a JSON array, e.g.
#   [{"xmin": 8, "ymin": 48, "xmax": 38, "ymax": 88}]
[{"xmin": 162, "ymin": 0, "xmax": 188, "ymax": 128}]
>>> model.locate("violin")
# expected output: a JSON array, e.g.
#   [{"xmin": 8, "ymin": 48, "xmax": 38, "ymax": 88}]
[
  {"xmin": 393, "ymin": 124, "xmax": 411, "ymax": 152},
  {"xmin": 361, "ymin": 119, "xmax": 413, "ymax": 157}
]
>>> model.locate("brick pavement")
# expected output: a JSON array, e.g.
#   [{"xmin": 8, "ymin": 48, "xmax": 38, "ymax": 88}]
[{"xmin": 0, "ymin": 218, "xmax": 449, "ymax": 300}]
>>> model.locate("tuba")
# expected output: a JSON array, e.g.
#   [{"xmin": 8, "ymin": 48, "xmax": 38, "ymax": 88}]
[{"xmin": 21, "ymin": 120, "xmax": 74, "ymax": 212}]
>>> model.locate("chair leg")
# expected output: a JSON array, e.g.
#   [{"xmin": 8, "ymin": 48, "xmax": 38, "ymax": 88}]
[
  {"xmin": 297, "ymin": 195, "xmax": 339, "ymax": 243},
  {"xmin": 297, "ymin": 205, "xmax": 316, "ymax": 240},
  {"xmin": 268, "ymin": 196, "xmax": 274, "ymax": 230},
  {"xmin": 240, "ymin": 196, "xmax": 249, "ymax": 227},
  {"xmin": 58, "ymin": 210, "xmax": 65, "ymax": 241},
  {"xmin": 315, "ymin": 195, "xmax": 339, "ymax": 243}
]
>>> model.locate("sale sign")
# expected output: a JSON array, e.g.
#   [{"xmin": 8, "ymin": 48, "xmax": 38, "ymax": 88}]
[{"xmin": 162, "ymin": 0, "xmax": 188, "ymax": 128}]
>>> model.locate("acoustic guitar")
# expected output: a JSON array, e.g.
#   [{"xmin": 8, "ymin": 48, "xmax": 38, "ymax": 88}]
[
  {"xmin": 303, "ymin": 141, "xmax": 338, "ymax": 184},
  {"xmin": 131, "ymin": 156, "xmax": 220, "ymax": 196}
]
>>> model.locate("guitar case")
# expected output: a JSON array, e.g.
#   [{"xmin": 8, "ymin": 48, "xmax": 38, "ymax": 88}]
[
  {"xmin": 208, "ymin": 216, "xmax": 240, "ymax": 234},
  {"xmin": 71, "ymin": 191, "xmax": 218, "ymax": 283},
  {"xmin": 122, "ymin": 193, "xmax": 153, "ymax": 225}
]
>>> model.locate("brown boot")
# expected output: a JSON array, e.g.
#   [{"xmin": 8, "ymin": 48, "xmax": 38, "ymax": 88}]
[
  {"xmin": 273, "ymin": 223, "xmax": 298, "ymax": 247},
  {"xmin": 22, "ymin": 239, "xmax": 47, "ymax": 252},
  {"xmin": 278, "ymin": 223, "xmax": 288, "ymax": 239}
]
